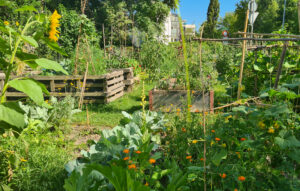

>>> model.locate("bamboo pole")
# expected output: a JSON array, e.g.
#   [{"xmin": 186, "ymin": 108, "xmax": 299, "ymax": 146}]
[
  {"xmin": 194, "ymin": 37, "xmax": 300, "ymax": 42},
  {"xmin": 274, "ymin": 42, "xmax": 288, "ymax": 89},
  {"xmin": 237, "ymin": 10, "xmax": 249, "ymax": 100},
  {"xmin": 102, "ymin": 24, "xmax": 106, "ymax": 58},
  {"xmin": 236, "ymin": 32, "xmax": 300, "ymax": 39}
]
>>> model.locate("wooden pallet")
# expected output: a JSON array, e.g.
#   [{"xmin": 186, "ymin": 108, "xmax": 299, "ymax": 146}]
[{"xmin": 0, "ymin": 68, "xmax": 134, "ymax": 103}]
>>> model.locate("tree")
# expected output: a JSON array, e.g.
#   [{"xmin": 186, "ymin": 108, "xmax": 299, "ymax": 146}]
[
  {"xmin": 298, "ymin": 0, "xmax": 300, "ymax": 32},
  {"xmin": 217, "ymin": 12, "xmax": 238, "ymax": 37},
  {"xmin": 203, "ymin": 0, "xmax": 220, "ymax": 38}
]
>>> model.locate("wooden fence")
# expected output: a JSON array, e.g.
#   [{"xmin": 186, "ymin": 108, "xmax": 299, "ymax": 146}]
[{"xmin": 0, "ymin": 68, "xmax": 134, "ymax": 103}]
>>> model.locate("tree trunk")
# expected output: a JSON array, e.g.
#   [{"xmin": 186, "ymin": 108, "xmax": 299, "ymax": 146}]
[{"xmin": 298, "ymin": 0, "xmax": 300, "ymax": 33}]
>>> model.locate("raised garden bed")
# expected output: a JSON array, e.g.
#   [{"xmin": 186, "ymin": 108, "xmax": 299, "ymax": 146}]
[{"xmin": 149, "ymin": 89, "xmax": 214, "ymax": 113}]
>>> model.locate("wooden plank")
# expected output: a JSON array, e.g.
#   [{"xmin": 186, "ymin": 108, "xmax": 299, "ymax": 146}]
[
  {"xmin": 194, "ymin": 37, "xmax": 300, "ymax": 42},
  {"xmin": 106, "ymin": 70, "xmax": 123, "ymax": 79},
  {"xmin": 55, "ymin": 83, "xmax": 68, "ymax": 88},
  {"xmin": 107, "ymin": 91, "xmax": 124, "ymax": 103},
  {"xmin": 6, "ymin": 92, "xmax": 106, "ymax": 97},
  {"xmin": 124, "ymin": 79, "xmax": 134, "ymax": 85},
  {"xmin": 107, "ymin": 85, "xmax": 124, "ymax": 96},
  {"xmin": 107, "ymin": 76, "xmax": 124, "ymax": 85},
  {"xmin": 50, "ymin": 80, "xmax": 55, "ymax": 92}
]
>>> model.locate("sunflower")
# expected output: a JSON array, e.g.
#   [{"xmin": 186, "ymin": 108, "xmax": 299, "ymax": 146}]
[{"xmin": 49, "ymin": 10, "xmax": 61, "ymax": 42}]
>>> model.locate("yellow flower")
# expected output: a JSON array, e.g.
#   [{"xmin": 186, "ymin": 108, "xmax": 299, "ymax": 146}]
[
  {"xmin": 192, "ymin": 140, "xmax": 198, "ymax": 144},
  {"xmin": 49, "ymin": 10, "xmax": 61, "ymax": 42},
  {"xmin": 176, "ymin": 108, "xmax": 181, "ymax": 112},
  {"xmin": 222, "ymin": 143, "xmax": 226, "ymax": 148},
  {"xmin": 274, "ymin": 122, "xmax": 280, "ymax": 129},
  {"xmin": 4, "ymin": 21, "xmax": 9, "ymax": 26},
  {"xmin": 15, "ymin": 21, "xmax": 19, "ymax": 26},
  {"xmin": 20, "ymin": 158, "xmax": 27, "ymax": 162},
  {"xmin": 268, "ymin": 128, "xmax": 275, "ymax": 134},
  {"xmin": 258, "ymin": 121, "xmax": 266, "ymax": 129}
]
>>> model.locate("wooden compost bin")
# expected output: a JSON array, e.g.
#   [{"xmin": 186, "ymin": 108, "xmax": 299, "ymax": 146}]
[
  {"xmin": 0, "ymin": 68, "xmax": 134, "ymax": 103},
  {"xmin": 149, "ymin": 89, "xmax": 214, "ymax": 113}
]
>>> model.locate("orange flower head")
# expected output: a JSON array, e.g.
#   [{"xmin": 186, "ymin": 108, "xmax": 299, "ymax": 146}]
[
  {"xmin": 200, "ymin": 158, "xmax": 204, "ymax": 161},
  {"xmin": 192, "ymin": 140, "xmax": 198, "ymax": 144},
  {"xmin": 211, "ymin": 130, "xmax": 215, "ymax": 133},
  {"xmin": 144, "ymin": 182, "xmax": 149, "ymax": 186},
  {"xmin": 238, "ymin": 176, "xmax": 246, "ymax": 181},
  {"xmin": 215, "ymin": 138, "xmax": 221, "ymax": 141},
  {"xmin": 128, "ymin": 164, "xmax": 136, "ymax": 169},
  {"xmin": 123, "ymin": 149, "xmax": 130, "ymax": 154},
  {"xmin": 186, "ymin": 156, "xmax": 192, "ymax": 159},
  {"xmin": 176, "ymin": 108, "xmax": 181, "ymax": 112},
  {"xmin": 219, "ymin": 173, "xmax": 226, "ymax": 179},
  {"xmin": 123, "ymin": 157, "xmax": 129, "ymax": 161},
  {"xmin": 195, "ymin": 109, "xmax": 200, "ymax": 113},
  {"xmin": 181, "ymin": 127, "xmax": 186, "ymax": 132},
  {"xmin": 135, "ymin": 150, "xmax": 141, "ymax": 154},
  {"xmin": 240, "ymin": 138, "xmax": 246, "ymax": 141},
  {"xmin": 188, "ymin": 105, "xmax": 192, "ymax": 108},
  {"xmin": 149, "ymin": 158, "xmax": 156, "ymax": 164},
  {"xmin": 234, "ymin": 189, "xmax": 238, "ymax": 191},
  {"xmin": 4, "ymin": 21, "xmax": 9, "ymax": 25}
]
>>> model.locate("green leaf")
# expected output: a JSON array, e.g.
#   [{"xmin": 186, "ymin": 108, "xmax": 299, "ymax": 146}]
[
  {"xmin": 43, "ymin": 38, "xmax": 68, "ymax": 56},
  {"xmin": 253, "ymin": 64, "xmax": 262, "ymax": 71},
  {"xmin": 283, "ymin": 62, "xmax": 296, "ymax": 69},
  {"xmin": 0, "ymin": 104, "xmax": 25, "ymax": 129},
  {"xmin": 288, "ymin": 149, "xmax": 300, "ymax": 163},
  {"xmin": 212, "ymin": 149, "xmax": 227, "ymax": 166},
  {"xmin": 35, "ymin": 58, "xmax": 68, "ymax": 75},
  {"xmin": 15, "ymin": 5, "xmax": 37, "ymax": 12},
  {"xmin": 16, "ymin": 51, "xmax": 38, "ymax": 68},
  {"xmin": 21, "ymin": 36, "xmax": 38, "ymax": 48},
  {"xmin": 8, "ymin": 78, "xmax": 44, "ymax": 105}
]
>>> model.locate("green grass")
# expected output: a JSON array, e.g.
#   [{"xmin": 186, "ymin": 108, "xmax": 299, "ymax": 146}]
[{"xmin": 73, "ymin": 82, "xmax": 155, "ymax": 128}]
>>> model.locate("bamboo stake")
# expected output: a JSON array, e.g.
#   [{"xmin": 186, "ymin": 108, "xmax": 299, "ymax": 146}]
[
  {"xmin": 236, "ymin": 31, "xmax": 300, "ymax": 38},
  {"xmin": 102, "ymin": 24, "xmax": 106, "ymax": 58},
  {"xmin": 237, "ymin": 10, "xmax": 249, "ymax": 100},
  {"xmin": 274, "ymin": 42, "xmax": 288, "ymax": 89},
  {"xmin": 194, "ymin": 37, "xmax": 299, "ymax": 42},
  {"xmin": 199, "ymin": 25, "xmax": 207, "ymax": 191}
]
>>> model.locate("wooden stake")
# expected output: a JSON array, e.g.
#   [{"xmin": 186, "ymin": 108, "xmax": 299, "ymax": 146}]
[
  {"xmin": 199, "ymin": 25, "xmax": 207, "ymax": 191},
  {"xmin": 274, "ymin": 42, "xmax": 288, "ymax": 89},
  {"xmin": 86, "ymin": 104, "xmax": 90, "ymax": 128},
  {"xmin": 102, "ymin": 24, "xmax": 106, "ymax": 58},
  {"xmin": 237, "ymin": 10, "xmax": 249, "ymax": 100}
]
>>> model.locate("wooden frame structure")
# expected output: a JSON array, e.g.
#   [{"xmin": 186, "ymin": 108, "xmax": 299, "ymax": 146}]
[{"xmin": 0, "ymin": 68, "xmax": 134, "ymax": 103}]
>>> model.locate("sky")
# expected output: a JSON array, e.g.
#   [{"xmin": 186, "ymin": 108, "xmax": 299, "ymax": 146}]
[{"xmin": 179, "ymin": 0, "xmax": 241, "ymax": 29}]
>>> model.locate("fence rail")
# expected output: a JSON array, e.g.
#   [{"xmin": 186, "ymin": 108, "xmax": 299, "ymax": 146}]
[{"xmin": 0, "ymin": 68, "xmax": 134, "ymax": 103}]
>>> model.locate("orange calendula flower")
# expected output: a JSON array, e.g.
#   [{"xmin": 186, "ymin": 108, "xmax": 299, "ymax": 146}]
[
  {"xmin": 176, "ymin": 108, "xmax": 181, "ymax": 112},
  {"xmin": 144, "ymin": 182, "xmax": 149, "ymax": 186},
  {"xmin": 200, "ymin": 158, "xmax": 204, "ymax": 161},
  {"xmin": 219, "ymin": 173, "xmax": 226, "ymax": 179},
  {"xmin": 123, "ymin": 157, "xmax": 129, "ymax": 161},
  {"xmin": 49, "ymin": 10, "xmax": 61, "ymax": 42},
  {"xmin": 123, "ymin": 149, "xmax": 130, "ymax": 154},
  {"xmin": 211, "ymin": 130, "xmax": 215, "ymax": 133},
  {"xmin": 181, "ymin": 127, "xmax": 186, "ymax": 132},
  {"xmin": 128, "ymin": 164, "xmax": 136, "ymax": 169},
  {"xmin": 4, "ymin": 21, "xmax": 9, "ymax": 25},
  {"xmin": 234, "ymin": 189, "xmax": 238, "ymax": 191},
  {"xmin": 188, "ymin": 105, "xmax": 192, "ymax": 108},
  {"xmin": 238, "ymin": 176, "xmax": 246, "ymax": 181},
  {"xmin": 135, "ymin": 150, "xmax": 141, "ymax": 154},
  {"xmin": 240, "ymin": 138, "xmax": 246, "ymax": 141},
  {"xmin": 149, "ymin": 158, "xmax": 156, "ymax": 164},
  {"xmin": 192, "ymin": 90, "xmax": 195, "ymax": 94},
  {"xmin": 195, "ymin": 109, "xmax": 200, "ymax": 113},
  {"xmin": 186, "ymin": 156, "xmax": 192, "ymax": 159},
  {"xmin": 192, "ymin": 140, "xmax": 198, "ymax": 144},
  {"xmin": 215, "ymin": 138, "xmax": 221, "ymax": 141}
]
